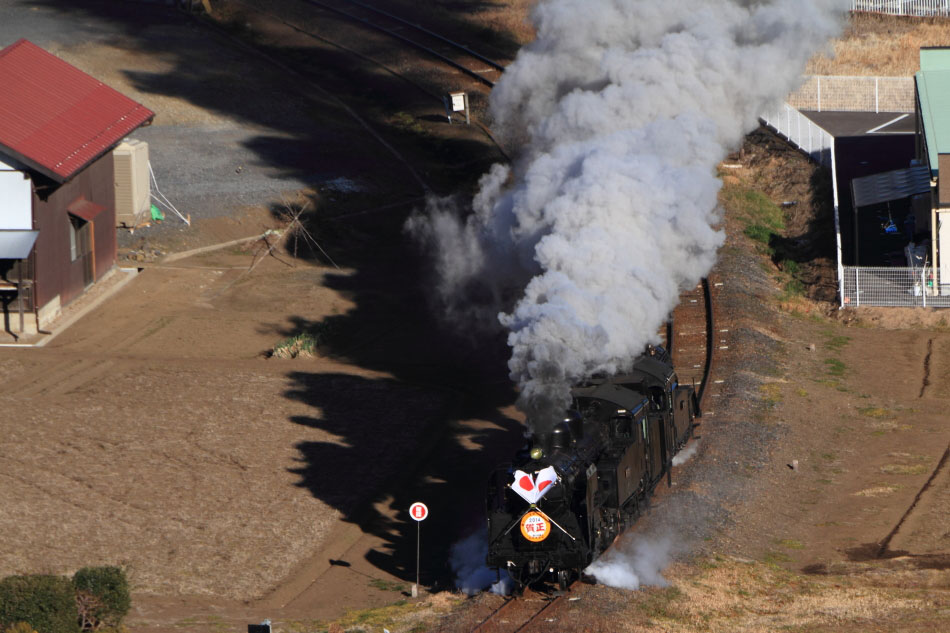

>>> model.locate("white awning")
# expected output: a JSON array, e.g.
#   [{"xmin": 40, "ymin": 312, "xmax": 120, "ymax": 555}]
[
  {"xmin": 851, "ymin": 165, "xmax": 931, "ymax": 208},
  {"xmin": 0, "ymin": 230, "xmax": 38, "ymax": 259}
]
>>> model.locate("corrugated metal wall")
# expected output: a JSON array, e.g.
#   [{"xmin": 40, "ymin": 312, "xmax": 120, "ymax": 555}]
[{"xmin": 33, "ymin": 153, "xmax": 117, "ymax": 309}]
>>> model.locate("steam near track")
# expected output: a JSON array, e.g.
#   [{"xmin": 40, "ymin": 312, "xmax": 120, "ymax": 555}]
[{"xmin": 409, "ymin": 0, "xmax": 847, "ymax": 431}]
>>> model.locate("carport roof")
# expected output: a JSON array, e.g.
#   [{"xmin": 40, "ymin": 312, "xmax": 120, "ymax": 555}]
[
  {"xmin": 917, "ymin": 48, "xmax": 950, "ymax": 179},
  {"xmin": 0, "ymin": 39, "xmax": 154, "ymax": 183},
  {"xmin": 851, "ymin": 165, "xmax": 931, "ymax": 208}
]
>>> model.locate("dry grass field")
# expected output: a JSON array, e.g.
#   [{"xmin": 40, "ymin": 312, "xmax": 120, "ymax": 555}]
[
  {"xmin": 809, "ymin": 12, "xmax": 950, "ymax": 75},
  {"xmin": 0, "ymin": 253, "xmax": 420, "ymax": 600}
]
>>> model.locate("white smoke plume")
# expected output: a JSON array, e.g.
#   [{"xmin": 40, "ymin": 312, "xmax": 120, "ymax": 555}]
[
  {"xmin": 449, "ymin": 532, "xmax": 513, "ymax": 595},
  {"xmin": 671, "ymin": 439, "xmax": 701, "ymax": 467},
  {"xmin": 409, "ymin": 0, "xmax": 847, "ymax": 428},
  {"xmin": 585, "ymin": 535, "xmax": 675, "ymax": 590}
]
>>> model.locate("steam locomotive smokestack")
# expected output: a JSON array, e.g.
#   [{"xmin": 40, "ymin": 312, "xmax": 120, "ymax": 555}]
[{"xmin": 409, "ymin": 0, "xmax": 847, "ymax": 430}]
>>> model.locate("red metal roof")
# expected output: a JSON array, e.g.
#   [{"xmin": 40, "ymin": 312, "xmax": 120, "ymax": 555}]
[{"xmin": 0, "ymin": 39, "xmax": 154, "ymax": 183}]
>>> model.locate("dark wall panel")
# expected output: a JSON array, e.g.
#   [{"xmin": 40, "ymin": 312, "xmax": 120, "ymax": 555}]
[
  {"xmin": 940, "ymin": 154, "xmax": 950, "ymax": 207},
  {"xmin": 33, "ymin": 152, "xmax": 116, "ymax": 308},
  {"xmin": 834, "ymin": 135, "xmax": 917, "ymax": 266}
]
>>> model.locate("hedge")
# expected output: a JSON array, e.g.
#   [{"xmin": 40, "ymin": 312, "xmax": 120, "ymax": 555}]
[
  {"xmin": 71, "ymin": 567, "xmax": 130, "ymax": 629},
  {"xmin": 0, "ymin": 575, "xmax": 78, "ymax": 633}
]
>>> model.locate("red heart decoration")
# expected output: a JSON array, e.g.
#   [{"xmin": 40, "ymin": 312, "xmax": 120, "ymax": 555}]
[
  {"xmin": 519, "ymin": 475, "xmax": 534, "ymax": 491},
  {"xmin": 538, "ymin": 480, "xmax": 552, "ymax": 492}
]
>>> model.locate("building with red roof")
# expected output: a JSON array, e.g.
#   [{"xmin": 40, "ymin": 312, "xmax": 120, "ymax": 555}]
[{"xmin": 0, "ymin": 39, "xmax": 154, "ymax": 337}]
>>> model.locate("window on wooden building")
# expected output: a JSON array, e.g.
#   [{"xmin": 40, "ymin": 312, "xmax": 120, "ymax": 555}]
[{"xmin": 68, "ymin": 215, "xmax": 91, "ymax": 262}]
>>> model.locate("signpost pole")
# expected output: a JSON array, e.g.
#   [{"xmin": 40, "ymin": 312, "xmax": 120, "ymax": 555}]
[{"xmin": 408, "ymin": 501, "xmax": 428, "ymax": 598}]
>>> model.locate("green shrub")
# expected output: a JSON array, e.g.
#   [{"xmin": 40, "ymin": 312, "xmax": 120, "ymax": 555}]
[
  {"xmin": 824, "ymin": 358, "xmax": 847, "ymax": 377},
  {"xmin": 0, "ymin": 575, "xmax": 78, "ymax": 633},
  {"xmin": 743, "ymin": 223, "xmax": 775, "ymax": 245},
  {"xmin": 72, "ymin": 567, "xmax": 130, "ymax": 629},
  {"xmin": 722, "ymin": 185, "xmax": 785, "ymax": 252},
  {"xmin": 780, "ymin": 259, "xmax": 801, "ymax": 276},
  {"xmin": 272, "ymin": 322, "xmax": 338, "ymax": 359},
  {"xmin": 782, "ymin": 278, "xmax": 805, "ymax": 298}
]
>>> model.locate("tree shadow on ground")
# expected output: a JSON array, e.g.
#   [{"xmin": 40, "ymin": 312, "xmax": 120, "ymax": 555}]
[
  {"xmin": 29, "ymin": 0, "xmax": 506, "ymax": 198},
  {"xmin": 259, "ymin": 192, "xmax": 523, "ymax": 586},
  {"xmin": 28, "ymin": 0, "xmax": 523, "ymax": 585},
  {"xmin": 380, "ymin": 0, "xmax": 529, "ymax": 60},
  {"xmin": 281, "ymin": 369, "xmax": 521, "ymax": 587},
  {"xmin": 842, "ymin": 543, "xmax": 950, "ymax": 571}
]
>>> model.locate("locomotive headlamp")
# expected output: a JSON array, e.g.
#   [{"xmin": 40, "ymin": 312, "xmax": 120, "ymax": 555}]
[{"xmin": 530, "ymin": 447, "xmax": 544, "ymax": 460}]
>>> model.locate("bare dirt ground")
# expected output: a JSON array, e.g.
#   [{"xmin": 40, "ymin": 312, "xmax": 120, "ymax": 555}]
[
  {"xmin": 2, "ymin": 3, "xmax": 525, "ymax": 631},
  {"xmin": 4, "ymin": 5, "xmax": 950, "ymax": 633},
  {"xmin": 1, "ymin": 242, "xmax": 516, "ymax": 629},
  {"xmin": 1, "ymin": 255, "xmax": 352, "ymax": 600}
]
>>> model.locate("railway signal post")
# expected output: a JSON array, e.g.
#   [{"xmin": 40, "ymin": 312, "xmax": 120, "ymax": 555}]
[{"xmin": 409, "ymin": 501, "xmax": 429, "ymax": 598}]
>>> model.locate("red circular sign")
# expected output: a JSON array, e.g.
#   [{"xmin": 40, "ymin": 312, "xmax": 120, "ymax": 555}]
[
  {"xmin": 520, "ymin": 511, "xmax": 550, "ymax": 542},
  {"xmin": 409, "ymin": 502, "xmax": 429, "ymax": 521}
]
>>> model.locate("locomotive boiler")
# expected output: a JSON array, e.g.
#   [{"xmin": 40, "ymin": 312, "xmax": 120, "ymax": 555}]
[{"xmin": 485, "ymin": 346, "xmax": 698, "ymax": 589}]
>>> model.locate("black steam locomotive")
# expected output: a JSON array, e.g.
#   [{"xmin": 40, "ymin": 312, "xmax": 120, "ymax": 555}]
[{"xmin": 485, "ymin": 346, "xmax": 698, "ymax": 589}]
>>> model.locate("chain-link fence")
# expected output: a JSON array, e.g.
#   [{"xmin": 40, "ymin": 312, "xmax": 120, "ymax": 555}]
[
  {"xmin": 788, "ymin": 76, "xmax": 915, "ymax": 113},
  {"xmin": 852, "ymin": 0, "xmax": 950, "ymax": 16},
  {"xmin": 841, "ymin": 266, "xmax": 950, "ymax": 307},
  {"xmin": 759, "ymin": 104, "xmax": 834, "ymax": 167}
]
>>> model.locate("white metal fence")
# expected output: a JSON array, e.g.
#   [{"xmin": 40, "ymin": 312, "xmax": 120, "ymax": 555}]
[
  {"xmin": 852, "ymin": 0, "xmax": 950, "ymax": 16},
  {"xmin": 760, "ymin": 103, "xmax": 834, "ymax": 167},
  {"xmin": 788, "ymin": 76, "xmax": 915, "ymax": 113},
  {"xmin": 842, "ymin": 266, "xmax": 950, "ymax": 307}
]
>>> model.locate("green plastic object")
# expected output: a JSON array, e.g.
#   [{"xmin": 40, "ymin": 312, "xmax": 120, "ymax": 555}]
[{"xmin": 150, "ymin": 204, "xmax": 164, "ymax": 222}]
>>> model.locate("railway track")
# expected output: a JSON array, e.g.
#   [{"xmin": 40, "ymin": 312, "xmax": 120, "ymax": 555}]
[
  {"xmin": 470, "ymin": 588, "xmax": 565, "ymax": 633},
  {"xmin": 470, "ymin": 278, "xmax": 721, "ymax": 632},
  {"xmin": 670, "ymin": 276, "xmax": 722, "ymax": 414},
  {"xmin": 219, "ymin": 0, "xmax": 512, "ymax": 160},
  {"xmin": 292, "ymin": 0, "xmax": 505, "ymax": 87}
]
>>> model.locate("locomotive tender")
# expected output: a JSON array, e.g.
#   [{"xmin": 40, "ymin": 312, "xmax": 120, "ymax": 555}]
[{"xmin": 486, "ymin": 346, "xmax": 698, "ymax": 589}]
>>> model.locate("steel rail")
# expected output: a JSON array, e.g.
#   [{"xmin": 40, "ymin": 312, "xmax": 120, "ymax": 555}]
[
  {"xmin": 187, "ymin": 8, "xmax": 431, "ymax": 193},
  {"xmin": 297, "ymin": 0, "xmax": 499, "ymax": 86},
  {"xmin": 339, "ymin": 0, "xmax": 506, "ymax": 71},
  {"xmin": 470, "ymin": 597, "xmax": 516, "ymax": 632},
  {"xmin": 472, "ymin": 589, "xmax": 568, "ymax": 633},
  {"xmin": 512, "ymin": 594, "xmax": 562, "ymax": 632},
  {"xmin": 696, "ymin": 276, "xmax": 715, "ymax": 410},
  {"xmin": 227, "ymin": 0, "xmax": 443, "ymax": 101}
]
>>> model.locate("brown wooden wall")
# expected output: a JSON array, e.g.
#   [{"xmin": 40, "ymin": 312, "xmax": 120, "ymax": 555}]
[
  {"xmin": 32, "ymin": 152, "xmax": 117, "ymax": 309},
  {"xmin": 940, "ymin": 154, "xmax": 950, "ymax": 208}
]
